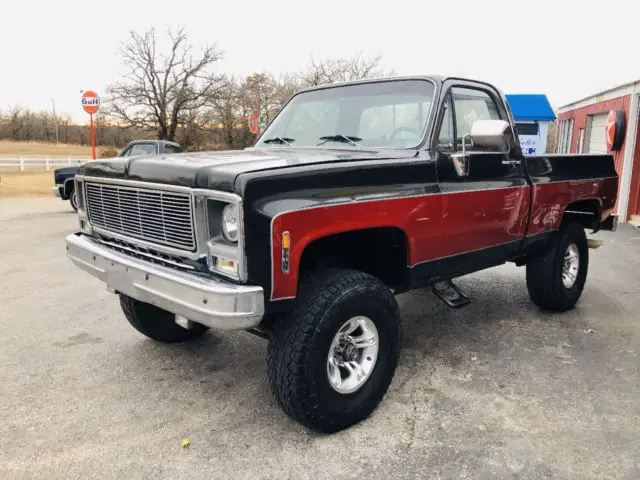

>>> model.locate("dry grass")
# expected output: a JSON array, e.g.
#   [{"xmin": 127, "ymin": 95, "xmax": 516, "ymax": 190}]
[
  {"xmin": 0, "ymin": 140, "xmax": 92, "ymax": 158},
  {"xmin": 0, "ymin": 169, "xmax": 53, "ymax": 197}
]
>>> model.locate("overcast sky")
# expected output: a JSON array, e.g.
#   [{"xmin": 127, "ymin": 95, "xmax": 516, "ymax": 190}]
[{"xmin": 3, "ymin": 0, "xmax": 638, "ymax": 124}]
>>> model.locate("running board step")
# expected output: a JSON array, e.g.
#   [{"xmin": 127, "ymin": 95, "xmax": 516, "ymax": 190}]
[{"xmin": 432, "ymin": 280, "xmax": 471, "ymax": 308}]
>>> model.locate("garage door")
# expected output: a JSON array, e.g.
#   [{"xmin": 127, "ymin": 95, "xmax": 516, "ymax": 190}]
[{"xmin": 587, "ymin": 112, "xmax": 609, "ymax": 153}]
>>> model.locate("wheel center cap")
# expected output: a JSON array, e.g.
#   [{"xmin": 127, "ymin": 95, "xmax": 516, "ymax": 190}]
[{"xmin": 344, "ymin": 344, "xmax": 358, "ymax": 362}]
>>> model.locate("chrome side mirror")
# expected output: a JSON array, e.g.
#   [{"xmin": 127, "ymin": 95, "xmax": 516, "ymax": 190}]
[{"xmin": 470, "ymin": 119, "xmax": 511, "ymax": 153}]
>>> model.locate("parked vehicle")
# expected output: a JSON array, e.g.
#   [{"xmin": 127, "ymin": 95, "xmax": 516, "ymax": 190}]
[
  {"xmin": 52, "ymin": 140, "xmax": 182, "ymax": 211},
  {"xmin": 65, "ymin": 76, "xmax": 619, "ymax": 433}
]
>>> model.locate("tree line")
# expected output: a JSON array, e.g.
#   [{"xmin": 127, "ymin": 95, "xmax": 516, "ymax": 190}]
[{"xmin": 0, "ymin": 27, "xmax": 389, "ymax": 152}]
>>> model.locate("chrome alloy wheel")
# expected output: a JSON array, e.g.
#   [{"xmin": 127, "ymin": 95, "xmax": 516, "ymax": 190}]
[
  {"xmin": 562, "ymin": 243, "xmax": 580, "ymax": 289},
  {"xmin": 326, "ymin": 316, "xmax": 379, "ymax": 394}
]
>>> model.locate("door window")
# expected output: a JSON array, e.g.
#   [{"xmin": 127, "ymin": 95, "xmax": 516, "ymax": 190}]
[
  {"xmin": 128, "ymin": 143, "xmax": 157, "ymax": 157},
  {"xmin": 451, "ymin": 87, "xmax": 502, "ymax": 147},
  {"xmin": 164, "ymin": 144, "xmax": 182, "ymax": 154}
]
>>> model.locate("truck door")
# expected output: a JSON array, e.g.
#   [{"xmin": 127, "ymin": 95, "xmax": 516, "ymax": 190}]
[{"xmin": 432, "ymin": 81, "xmax": 529, "ymax": 273}]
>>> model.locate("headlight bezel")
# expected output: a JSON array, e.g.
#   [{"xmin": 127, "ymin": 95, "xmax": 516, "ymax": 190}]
[{"xmin": 203, "ymin": 196, "xmax": 246, "ymax": 281}]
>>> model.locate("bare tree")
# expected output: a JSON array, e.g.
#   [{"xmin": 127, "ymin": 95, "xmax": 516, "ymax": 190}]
[
  {"xmin": 7, "ymin": 107, "xmax": 24, "ymax": 141},
  {"xmin": 106, "ymin": 27, "xmax": 225, "ymax": 141},
  {"xmin": 299, "ymin": 53, "xmax": 391, "ymax": 87}
]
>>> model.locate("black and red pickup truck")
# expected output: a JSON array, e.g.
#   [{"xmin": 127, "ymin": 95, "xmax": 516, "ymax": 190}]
[{"xmin": 65, "ymin": 76, "xmax": 619, "ymax": 433}]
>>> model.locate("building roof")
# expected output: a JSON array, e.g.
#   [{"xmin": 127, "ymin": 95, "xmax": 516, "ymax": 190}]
[
  {"xmin": 505, "ymin": 94, "xmax": 556, "ymax": 122},
  {"xmin": 558, "ymin": 77, "xmax": 640, "ymax": 111}
]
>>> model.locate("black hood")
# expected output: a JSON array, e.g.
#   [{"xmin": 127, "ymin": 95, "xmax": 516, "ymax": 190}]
[
  {"xmin": 77, "ymin": 147, "xmax": 418, "ymax": 192},
  {"xmin": 53, "ymin": 166, "xmax": 78, "ymax": 184}
]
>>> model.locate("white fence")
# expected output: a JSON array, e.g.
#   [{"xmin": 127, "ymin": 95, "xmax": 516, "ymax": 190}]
[{"xmin": 0, "ymin": 157, "xmax": 91, "ymax": 171}]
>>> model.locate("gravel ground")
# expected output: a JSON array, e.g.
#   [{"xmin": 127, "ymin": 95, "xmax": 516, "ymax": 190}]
[{"xmin": 1, "ymin": 197, "xmax": 640, "ymax": 480}]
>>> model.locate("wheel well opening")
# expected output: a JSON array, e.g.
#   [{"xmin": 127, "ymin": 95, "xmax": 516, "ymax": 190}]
[
  {"xmin": 64, "ymin": 179, "xmax": 75, "ymax": 197},
  {"xmin": 298, "ymin": 227, "xmax": 409, "ymax": 290},
  {"xmin": 563, "ymin": 199, "xmax": 602, "ymax": 231}
]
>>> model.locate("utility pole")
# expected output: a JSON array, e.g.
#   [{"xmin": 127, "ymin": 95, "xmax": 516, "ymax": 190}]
[{"xmin": 51, "ymin": 99, "xmax": 59, "ymax": 144}]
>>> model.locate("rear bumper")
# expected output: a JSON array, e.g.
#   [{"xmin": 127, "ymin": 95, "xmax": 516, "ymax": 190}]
[{"xmin": 65, "ymin": 233, "xmax": 264, "ymax": 330}]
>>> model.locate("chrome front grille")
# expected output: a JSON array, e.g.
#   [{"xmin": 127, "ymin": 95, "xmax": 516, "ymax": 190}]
[{"xmin": 85, "ymin": 182, "xmax": 196, "ymax": 251}]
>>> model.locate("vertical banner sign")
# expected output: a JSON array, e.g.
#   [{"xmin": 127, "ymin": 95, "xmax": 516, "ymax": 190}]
[{"xmin": 81, "ymin": 90, "xmax": 100, "ymax": 160}]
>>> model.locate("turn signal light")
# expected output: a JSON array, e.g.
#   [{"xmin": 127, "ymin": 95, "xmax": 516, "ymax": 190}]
[
  {"xmin": 213, "ymin": 256, "xmax": 239, "ymax": 276},
  {"xmin": 281, "ymin": 231, "xmax": 290, "ymax": 274}
]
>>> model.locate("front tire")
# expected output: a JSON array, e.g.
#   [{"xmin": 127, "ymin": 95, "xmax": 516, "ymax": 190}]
[
  {"xmin": 119, "ymin": 295, "xmax": 209, "ymax": 343},
  {"xmin": 526, "ymin": 222, "xmax": 589, "ymax": 311},
  {"xmin": 267, "ymin": 269, "xmax": 401, "ymax": 433},
  {"xmin": 69, "ymin": 189, "xmax": 78, "ymax": 212}
]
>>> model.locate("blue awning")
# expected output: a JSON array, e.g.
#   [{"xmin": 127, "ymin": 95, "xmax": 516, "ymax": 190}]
[{"xmin": 505, "ymin": 94, "xmax": 556, "ymax": 122}]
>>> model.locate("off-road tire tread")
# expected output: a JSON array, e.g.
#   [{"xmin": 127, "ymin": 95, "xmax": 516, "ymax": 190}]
[
  {"xmin": 526, "ymin": 222, "xmax": 588, "ymax": 311},
  {"xmin": 120, "ymin": 295, "xmax": 208, "ymax": 343},
  {"xmin": 266, "ymin": 269, "xmax": 401, "ymax": 433}
]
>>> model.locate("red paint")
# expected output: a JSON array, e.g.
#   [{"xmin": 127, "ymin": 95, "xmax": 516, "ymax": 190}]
[
  {"xmin": 630, "ymin": 120, "xmax": 640, "ymax": 217},
  {"xmin": 270, "ymin": 179, "xmax": 616, "ymax": 300},
  {"xmin": 271, "ymin": 186, "xmax": 529, "ymax": 300},
  {"xmin": 557, "ymin": 95, "xmax": 630, "ymax": 213},
  {"xmin": 89, "ymin": 114, "xmax": 96, "ymax": 160},
  {"xmin": 527, "ymin": 178, "xmax": 618, "ymax": 236}
]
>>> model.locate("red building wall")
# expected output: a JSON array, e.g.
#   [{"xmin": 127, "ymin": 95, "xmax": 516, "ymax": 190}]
[{"xmin": 557, "ymin": 95, "xmax": 631, "ymax": 214}]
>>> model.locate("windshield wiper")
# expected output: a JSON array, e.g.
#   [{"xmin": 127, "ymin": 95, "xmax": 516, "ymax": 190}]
[
  {"xmin": 317, "ymin": 134, "xmax": 363, "ymax": 147},
  {"xmin": 262, "ymin": 136, "xmax": 294, "ymax": 145}
]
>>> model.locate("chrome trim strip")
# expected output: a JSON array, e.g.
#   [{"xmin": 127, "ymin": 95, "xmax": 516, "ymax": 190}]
[
  {"xmin": 530, "ymin": 176, "xmax": 618, "ymax": 185},
  {"xmin": 66, "ymin": 233, "xmax": 263, "ymax": 330},
  {"xmin": 94, "ymin": 237, "xmax": 197, "ymax": 270}
]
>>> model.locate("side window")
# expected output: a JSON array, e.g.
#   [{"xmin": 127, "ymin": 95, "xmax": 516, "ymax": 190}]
[
  {"xmin": 437, "ymin": 94, "xmax": 455, "ymax": 150},
  {"xmin": 451, "ymin": 87, "xmax": 501, "ymax": 145},
  {"xmin": 128, "ymin": 143, "xmax": 157, "ymax": 157},
  {"xmin": 164, "ymin": 144, "xmax": 182, "ymax": 154}
]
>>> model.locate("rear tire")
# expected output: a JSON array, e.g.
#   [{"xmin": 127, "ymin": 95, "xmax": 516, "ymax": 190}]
[
  {"xmin": 526, "ymin": 222, "xmax": 589, "ymax": 311},
  {"xmin": 119, "ymin": 295, "xmax": 209, "ymax": 343},
  {"xmin": 267, "ymin": 269, "xmax": 401, "ymax": 433}
]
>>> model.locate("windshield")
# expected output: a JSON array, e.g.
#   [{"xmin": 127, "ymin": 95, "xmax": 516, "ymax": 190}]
[{"xmin": 256, "ymin": 79, "xmax": 435, "ymax": 149}]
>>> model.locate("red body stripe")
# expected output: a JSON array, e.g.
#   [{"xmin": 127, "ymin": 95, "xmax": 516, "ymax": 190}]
[{"xmin": 270, "ymin": 179, "xmax": 615, "ymax": 300}]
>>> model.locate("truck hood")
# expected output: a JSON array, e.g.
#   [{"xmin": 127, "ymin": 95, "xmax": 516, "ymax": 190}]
[{"xmin": 77, "ymin": 147, "xmax": 418, "ymax": 192}]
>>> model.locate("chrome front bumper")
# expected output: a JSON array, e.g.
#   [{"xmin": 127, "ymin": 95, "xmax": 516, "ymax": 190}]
[{"xmin": 65, "ymin": 233, "xmax": 264, "ymax": 330}]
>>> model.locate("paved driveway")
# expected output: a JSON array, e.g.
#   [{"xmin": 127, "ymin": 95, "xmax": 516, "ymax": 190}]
[{"xmin": 1, "ymin": 197, "xmax": 639, "ymax": 479}]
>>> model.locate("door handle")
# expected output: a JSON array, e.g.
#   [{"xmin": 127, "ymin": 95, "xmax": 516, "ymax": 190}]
[{"xmin": 501, "ymin": 160, "xmax": 521, "ymax": 165}]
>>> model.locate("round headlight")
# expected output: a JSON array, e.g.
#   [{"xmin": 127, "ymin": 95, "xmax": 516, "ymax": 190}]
[{"xmin": 221, "ymin": 204, "xmax": 239, "ymax": 242}]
